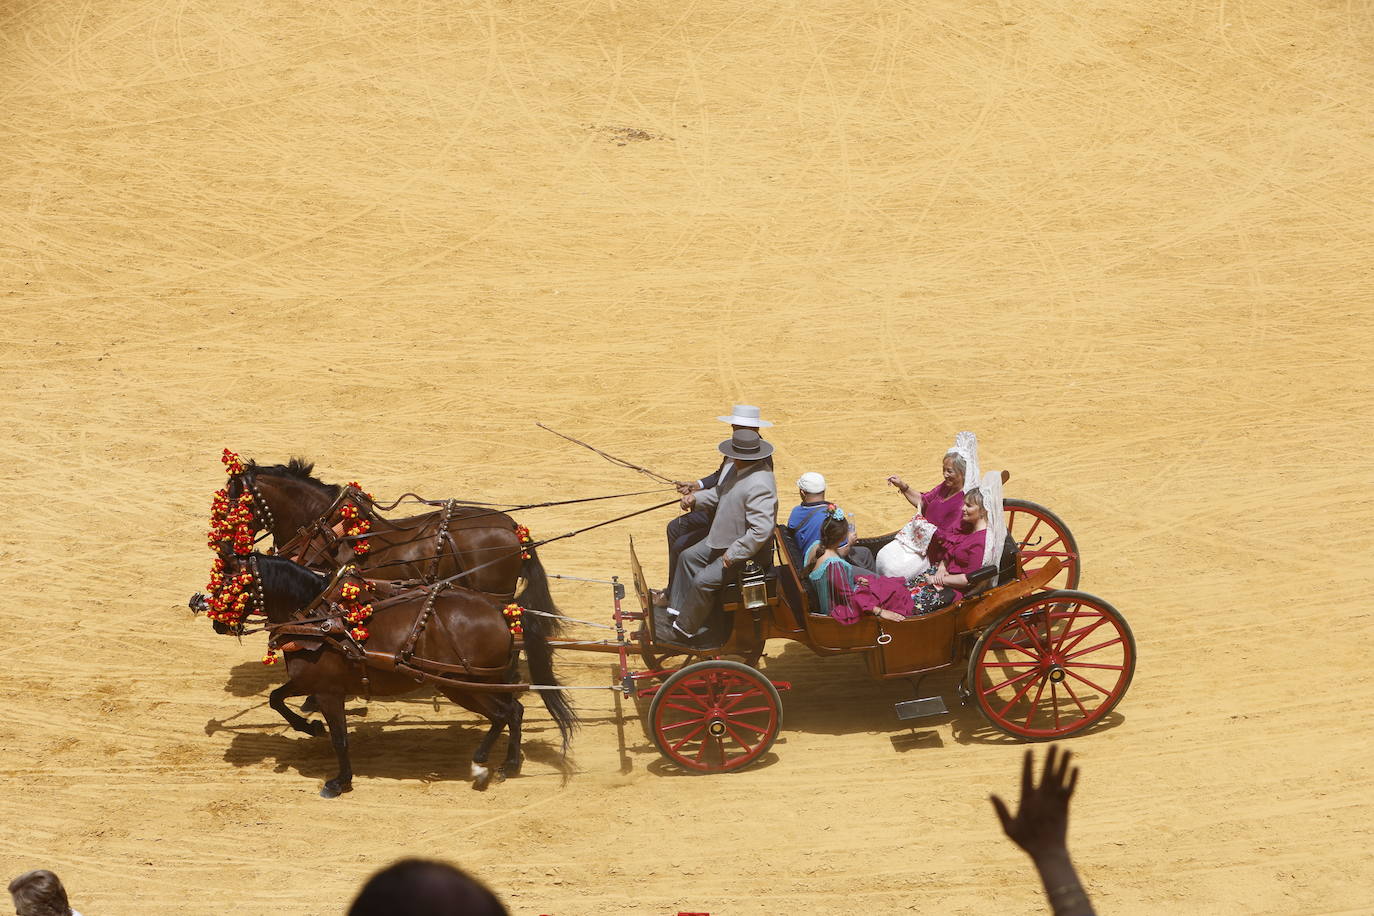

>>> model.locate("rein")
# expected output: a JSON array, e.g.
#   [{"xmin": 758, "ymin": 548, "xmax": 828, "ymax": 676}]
[
  {"xmin": 369, "ymin": 486, "xmax": 673, "ymax": 515},
  {"xmin": 415, "ymin": 496, "xmax": 680, "ymax": 588}
]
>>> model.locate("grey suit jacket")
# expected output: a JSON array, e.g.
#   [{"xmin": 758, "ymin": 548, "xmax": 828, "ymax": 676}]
[{"xmin": 694, "ymin": 462, "xmax": 778, "ymax": 562}]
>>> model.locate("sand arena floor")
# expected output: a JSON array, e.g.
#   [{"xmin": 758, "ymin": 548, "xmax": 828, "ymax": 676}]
[{"xmin": 2, "ymin": 0, "xmax": 1372, "ymax": 913}]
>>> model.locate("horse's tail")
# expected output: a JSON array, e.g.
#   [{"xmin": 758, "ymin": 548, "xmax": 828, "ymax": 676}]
[
  {"xmin": 516, "ymin": 545, "xmax": 564, "ymax": 637},
  {"xmin": 520, "ymin": 604, "xmax": 579, "ymax": 755}
]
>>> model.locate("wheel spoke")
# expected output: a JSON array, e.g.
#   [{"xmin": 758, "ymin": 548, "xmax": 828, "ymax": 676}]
[
  {"xmin": 1063, "ymin": 636, "xmax": 1124, "ymax": 661},
  {"xmin": 1012, "ymin": 617, "xmax": 1049, "ymax": 655},
  {"xmin": 669, "ymin": 722, "xmax": 708, "ymax": 752},
  {"xmin": 1063, "ymin": 667, "xmax": 1112, "ymax": 695},
  {"xmin": 1051, "ymin": 680, "xmax": 1060, "ymax": 729},
  {"xmin": 989, "ymin": 637, "xmax": 1039, "ymax": 658},
  {"xmin": 983, "ymin": 666, "xmax": 1040, "ymax": 695},
  {"xmin": 997, "ymin": 669, "xmax": 1045, "ymax": 719},
  {"xmin": 1066, "ymin": 661, "xmax": 1125, "ymax": 671},
  {"xmin": 1024, "ymin": 676, "xmax": 1048, "ymax": 729},
  {"xmin": 725, "ymin": 718, "xmax": 770, "ymax": 736},
  {"xmin": 661, "ymin": 700, "xmax": 709, "ymax": 717},
  {"xmin": 1053, "ymin": 613, "xmax": 1107, "ymax": 655},
  {"xmin": 723, "ymin": 722, "xmax": 759, "ymax": 753},
  {"xmin": 673, "ymin": 683, "xmax": 713, "ymax": 711},
  {"xmin": 1059, "ymin": 678, "xmax": 1091, "ymax": 717},
  {"xmin": 661, "ymin": 715, "xmax": 709, "ymax": 733},
  {"xmin": 719, "ymin": 684, "xmax": 765, "ymax": 712}
]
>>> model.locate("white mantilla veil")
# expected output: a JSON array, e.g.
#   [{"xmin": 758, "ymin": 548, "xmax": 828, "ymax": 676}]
[
  {"xmin": 946, "ymin": 431, "xmax": 981, "ymax": 493},
  {"xmin": 978, "ymin": 469, "xmax": 1006, "ymax": 572}
]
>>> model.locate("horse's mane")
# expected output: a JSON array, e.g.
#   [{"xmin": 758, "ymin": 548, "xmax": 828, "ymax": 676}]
[
  {"xmin": 247, "ymin": 457, "xmax": 341, "ymax": 497},
  {"xmin": 256, "ymin": 555, "xmax": 328, "ymax": 609}
]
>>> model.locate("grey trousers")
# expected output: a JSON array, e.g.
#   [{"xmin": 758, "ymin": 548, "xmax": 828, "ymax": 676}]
[
  {"xmin": 667, "ymin": 539, "xmax": 728, "ymax": 633},
  {"xmin": 846, "ymin": 545, "xmax": 876, "ymax": 575}
]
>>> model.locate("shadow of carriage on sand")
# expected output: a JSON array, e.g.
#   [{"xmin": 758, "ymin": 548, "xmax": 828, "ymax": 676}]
[{"xmin": 740, "ymin": 642, "xmax": 1126, "ymax": 753}]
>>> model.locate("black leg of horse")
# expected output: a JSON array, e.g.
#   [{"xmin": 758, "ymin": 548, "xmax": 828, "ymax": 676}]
[
  {"xmin": 315, "ymin": 692, "xmax": 353, "ymax": 798},
  {"xmin": 499, "ymin": 698, "xmax": 524, "ymax": 780},
  {"xmin": 440, "ymin": 689, "xmax": 507, "ymax": 791},
  {"xmin": 469, "ymin": 717, "xmax": 505, "ymax": 791},
  {"xmin": 269, "ymin": 682, "xmax": 325, "ymax": 737},
  {"xmin": 299, "ymin": 695, "xmax": 319, "ymax": 714}
]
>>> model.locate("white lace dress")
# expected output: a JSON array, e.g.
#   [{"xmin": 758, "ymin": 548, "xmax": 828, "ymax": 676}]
[{"xmin": 875, "ymin": 514, "xmax": 938, "ymax": 583}]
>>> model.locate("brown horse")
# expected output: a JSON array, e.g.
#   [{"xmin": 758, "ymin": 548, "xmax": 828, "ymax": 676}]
[
  {"xmin": 225, "ymin": 458, "xmax": 557, "ymax": 613},
  {"xmin": 213, "ymin": 554, "xmax": 577, "ymax": 796}
]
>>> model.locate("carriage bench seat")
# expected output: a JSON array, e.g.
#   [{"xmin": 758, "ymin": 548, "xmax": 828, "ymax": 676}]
[{"xmin": 774, "ymin": 526, "xmax": 820, "ymax": 627}]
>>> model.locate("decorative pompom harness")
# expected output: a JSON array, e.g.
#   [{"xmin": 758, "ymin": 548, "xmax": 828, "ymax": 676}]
[
  {"xmin": 338, "ymin": 484, "xmax": 374, "ymax": 556},
  {"xmin": 502, "ymin": 603, "xmax": 524, "ymax": 637},
  {"xmin": 207, "ymin": 449, "xmax": 256, "ymax": 556},
  {"xmin": 514, "ymin": 524, "xmax": 533, "ymax": 560}
]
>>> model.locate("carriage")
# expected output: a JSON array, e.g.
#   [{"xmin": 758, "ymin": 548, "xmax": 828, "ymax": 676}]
[
  {"xmin": 548, "ymin": 496, "xmax": 1135, "ymax": 774},
  {"xmin": 198, "ymin": 453, "xmax": 1134, "ymax": 789}
]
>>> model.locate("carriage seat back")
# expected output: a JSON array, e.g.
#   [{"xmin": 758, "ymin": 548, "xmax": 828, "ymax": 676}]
[
  {"xmin": 963, "ymin": 532, "xmax": 1019, "ymax": 597},
  {"xmin": 774, "ymin": 526, "xmax": 819, "ymax": 625}
]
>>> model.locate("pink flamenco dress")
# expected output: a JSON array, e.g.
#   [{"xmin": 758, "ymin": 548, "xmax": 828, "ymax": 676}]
[
  {"xmin": 809, "ymin": 555, "xmax": 914, "ymax": 625},
  {"xmin": 909, "ymin": 526, "xmax": 988, "ymax": 615},
  {"xmin": 875, "ymin": 481, "xmax": 966, "ymax": 584}
]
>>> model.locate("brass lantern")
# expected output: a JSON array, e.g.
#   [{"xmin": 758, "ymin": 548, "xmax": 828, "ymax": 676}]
[{"xmin": 740, "ymin": 559, "xmax": 768, "ymax": 610}]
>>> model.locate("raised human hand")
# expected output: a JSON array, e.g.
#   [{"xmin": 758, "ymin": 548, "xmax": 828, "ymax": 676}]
[{"xmin": 990, "ymin": 745, "xmax": 1078, "ymax": 859}]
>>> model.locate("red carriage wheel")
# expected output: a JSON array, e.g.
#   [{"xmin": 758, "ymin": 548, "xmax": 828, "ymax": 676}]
[
  {"xmin": 1004, "ymin": 498, "xmax": 1081, "ymax": 591},
  {"xmin": 968, "ymin": 591, "xmax": 1135, "ymax": 740},
  {"xmin": 648, "ymin": 660, "xmax": 782, "ymax": 773}
]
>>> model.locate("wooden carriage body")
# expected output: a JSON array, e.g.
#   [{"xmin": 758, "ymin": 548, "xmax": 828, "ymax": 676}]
[
  {"xmin": 627, "ymin": 527, "xmax": 1061, "ymax": 679},
  {"xmin": 622, "ymin": 511, "xmax": 1133, "ymax": 773}
]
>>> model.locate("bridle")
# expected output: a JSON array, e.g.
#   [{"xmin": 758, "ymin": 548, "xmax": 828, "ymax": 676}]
[{"xmin": 231, "ymin": 468, "xmax": 279, "ymax": 548}]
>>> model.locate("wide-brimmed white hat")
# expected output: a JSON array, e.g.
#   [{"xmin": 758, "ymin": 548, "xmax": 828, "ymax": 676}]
[
  {"xmin": 796, "ymin": 472, "xmax": 826, "ymax": 494},
  {"xmin": 717, "ymin": 404, "xmax": 774, "ymax": 428}
]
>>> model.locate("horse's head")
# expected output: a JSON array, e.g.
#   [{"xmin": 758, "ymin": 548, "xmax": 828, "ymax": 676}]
[
  {"xmin": 199, "ymin": 551, "xmax": 265, "ymax": 637},
  {"xmin": 241, "ymin": 458, "xmax": 341, "ymax": 548}
]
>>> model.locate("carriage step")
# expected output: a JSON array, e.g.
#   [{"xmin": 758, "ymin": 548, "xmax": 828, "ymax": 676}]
[{"xmin": 894, "ymin": 696, "xmax": 949, "ymax": 721}]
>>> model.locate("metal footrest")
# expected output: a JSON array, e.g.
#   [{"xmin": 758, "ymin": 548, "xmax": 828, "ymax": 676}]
[{"xmin": 894, "ymin": 696, "xmax": 949, "ymax": 721}]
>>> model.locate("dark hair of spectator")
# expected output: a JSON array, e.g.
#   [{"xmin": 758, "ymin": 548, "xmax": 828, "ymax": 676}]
[
  {"xmin": 8, "ymin": 870, "xmax": 72, "ymax": 916},
  {"xmin": 347, "ymin": 858, "xmax": 509, "ymax": 916}
]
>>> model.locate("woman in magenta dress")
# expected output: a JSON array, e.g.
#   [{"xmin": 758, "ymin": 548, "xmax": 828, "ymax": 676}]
[
  {"xmin": 876, "ymin": 431, "xmax": 981, "ymax": 581},
  {"xmin": 805, "ymin": 511, "xmax": 914, "ymax": 624},
  {"xmin": 910, "ymin": 470, "xmax": 1007, "ymax": 615}
]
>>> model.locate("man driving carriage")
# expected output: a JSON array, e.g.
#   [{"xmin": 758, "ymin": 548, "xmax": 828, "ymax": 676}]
[
  {"xmin": 665, "ymin": 405, "xmax": 775, "ymax": 590},
  {"xmin": 659, "ymin": 427, "xmax": 778, "ymax": 643}
]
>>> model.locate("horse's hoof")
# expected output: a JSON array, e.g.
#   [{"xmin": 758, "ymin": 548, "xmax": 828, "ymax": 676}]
[
  {"xmin": 471, "ymin": 763, "xmax": 491, "ymax": 791},
  {"xmin": 320, "ymin": 779, "xmax": 352, "ymax": 798},
  {"xmin": 498, "ymin": 762, "xmax": 523, "ymax": 781},
  {"xmin": 299, "ymin": 697, "xmax": 319, "ymax": 714},
  {"xmin": 308, "ymin": 720, "xmax": 327, "ymax": 737}
]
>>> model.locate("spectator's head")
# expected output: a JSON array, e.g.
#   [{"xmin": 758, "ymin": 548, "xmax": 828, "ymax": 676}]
[
  {"xmin": 796, "ymin": 472, "xmax": 826, "ymax": 502},
  {"xmin": 348, "ymin": 859, "xmax": 508, "ymax": 916},
  {"xmin": 8, "ymin": 870, "xmax": 71, "ymax": 916}
]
